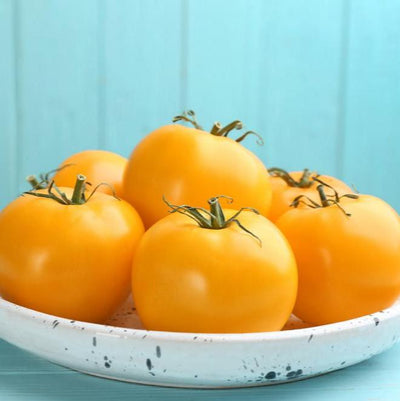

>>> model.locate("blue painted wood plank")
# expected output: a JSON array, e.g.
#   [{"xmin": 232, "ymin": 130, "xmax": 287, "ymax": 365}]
[
  {"xmin": 2, "ymin": 339, "xmax": 400, "ymax": 400},
  {"xmin": 186, "ymin": 0, "xmax": 345, "ymax": 176},
  {"xmin": 16, "ymin": 0, "xmax": 100, "ymax": 193},
  {"xmin": 261, "ymin": 0, "xmax": 346, "ymax": 176},
  {"xmin": 185, "ymin": 0, "xmax": 267, "ymax": 162},
  {"xmin": 0, "ymin": 0, "xmax": 18, "ymax": 208},
  {"xmin": 102, "ymin": 0, "xmax": 183, "ymax": 157},
  {"xmin": 342, "ymin": 0, "xmax": 400, "ymax": 211}
]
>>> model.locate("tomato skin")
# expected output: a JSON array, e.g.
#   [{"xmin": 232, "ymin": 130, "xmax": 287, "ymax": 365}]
[
  {"xmin": 123, "ymin": 124, "xmax": 272, "ymax": 228},
  {"xmin": 269, "ymin": 171, "xmax": 352, "ymax": 222},
  {"xmin": 132, "ymin": 209, "xmax": 297, "ymax": 333},
  {"xmin": 276, "ymin": 195, "xmax": 400, "ymax": 325},
  {"xmin": 53, "ymin": 150, "xmax": 127, "ymax": 198},
  {"xmin": 0, "ymin": 189, "xmax": 144, "ymax": 323}
]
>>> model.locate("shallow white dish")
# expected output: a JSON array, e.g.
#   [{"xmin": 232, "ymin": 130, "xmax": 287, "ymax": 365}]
[{"xmin": 1, "ymin": 295, "xmax": 399, "ymax": 388}]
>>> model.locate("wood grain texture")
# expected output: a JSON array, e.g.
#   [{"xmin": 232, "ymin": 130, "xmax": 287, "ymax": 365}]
[
  {"xmin": 186, "ymin": 0, "xmax": 346, "ymax": 175},
  {"xmin": 185, "ymin": 0, "xmax": 268, "ymax": 162},
  {"xmin": 1, "ymin": 339, "xmax": 400, "ymax": 400},
  {"xmin": 102, "ymin": 0, "xmax": 183, "ymax": 157},
  {"xmin": 0, "ymin": 0, "xmax": 18, "ymax": 208},
  {"xmin": 15, "ymin": 0, "xmax": 100, "ymax": 193},
  {"xmin": 341, "ymin": 0, "xmax": 400, "ymax": 210},
  {"xmin": 259, "ymin": 0, "xmax": 346, "ymax": 176}
]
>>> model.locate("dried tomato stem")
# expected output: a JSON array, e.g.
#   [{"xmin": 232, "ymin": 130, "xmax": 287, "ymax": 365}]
[
  {"xmin": 208, "ymin": 196, "xmax": 230, "ymax": 228},
  {"xmin": 71, "ymin": 175, "xmax": 87, "ymax": 205},
  {"xmin": 26, "ymin": 175, "xmax": 44, "ymax": 190},
  {"xmin": 317, "ymin": 185, "xmax": 330, "ymax": 207}
]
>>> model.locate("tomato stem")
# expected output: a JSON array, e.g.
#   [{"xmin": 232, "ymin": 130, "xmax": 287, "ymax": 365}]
[
  {"xmin": 209, "ymin": 196, "xmax": 232, "ymax": 228},
  {"xmin": 71, "ymin": 175, "xmax": 87, "ymax": 204},
  {"xmin": 26, "ymin": 175, "xmax": 46, "ymax": 190},
  {"xmin": 316, "ymin": 185, "xmax": 330, "ymax": 207},
  {"xmin": 210, "ymin": 122, "xmax": 222, "ymax": 135},
  {"xmin": 25, "ymin": 164, "xmax": 75, "ymax": 191},
  {"xmin": 299, "ymin": 169, "xmax": 313, "ymax": 187}
]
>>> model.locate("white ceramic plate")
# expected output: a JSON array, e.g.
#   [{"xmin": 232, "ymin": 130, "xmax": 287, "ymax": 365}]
[{"xmin": 1, "ymin": 295, "xmax": 399, "ymax": 388}]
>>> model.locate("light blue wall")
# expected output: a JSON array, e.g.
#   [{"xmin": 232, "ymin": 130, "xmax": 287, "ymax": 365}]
[{"xmin": 1, "ymin": 0, "xmax": 399, "ymax": 211}]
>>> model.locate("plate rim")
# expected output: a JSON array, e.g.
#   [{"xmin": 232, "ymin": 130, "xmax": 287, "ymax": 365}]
[{"xmin": 1, "ymin": 295, "xmax": 398, "ymax": 343}]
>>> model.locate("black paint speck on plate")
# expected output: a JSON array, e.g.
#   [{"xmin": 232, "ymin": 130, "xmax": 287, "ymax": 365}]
[
  {"xmin": 265, "ymin": 371, "xmax": 276, "ymax": 380},
  {"xmin": 286, "ymin": 369, "xmax": 303, "ymax": 379}
]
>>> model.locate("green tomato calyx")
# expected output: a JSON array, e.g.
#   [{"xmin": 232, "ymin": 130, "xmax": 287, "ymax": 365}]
[
  {"xmin": 163, "ymin": 195, "xmax": 262, "ymax": 246},
  {"xmin": 24, "ymin": 174, "xmax": 119, "ymax": 205},
  {"xmin": 290, "ymin": 177, "xmax": 359, "ymax": 217},
  {"xmin": 268, "ymin": 167, "xmax": 315, "ymax": 188},
  {"xmin": 172, "ymin": 110, "xmax": 264, "ymax": 145}
]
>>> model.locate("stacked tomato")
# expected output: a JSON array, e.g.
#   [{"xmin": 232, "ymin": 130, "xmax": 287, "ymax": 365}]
[{"xmin": 0, "ymin": 111, "xmax": 399, "ymax": 332}]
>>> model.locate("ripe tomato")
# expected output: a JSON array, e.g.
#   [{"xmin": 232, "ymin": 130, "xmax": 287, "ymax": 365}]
[
  {"xmin": 268, "ymin": 168, "xmax": 353, "ymax": 221},
  {"xmin": 53, "ymin": 150, "xmax": 127, "ymax": 198},
  {"xmin": 123, "ymin": 112, "xmax": 272, "ymax": 228},
  {"xmin": 276, "ymin": 185, "xmax": 400, "ymax": 325},
  {"xmin": 132, "ymin": 196, "xmax": 297, "ymax": 333},
  {"xmin": 0, "ymin": 177, "xmax": 144, "ymax": 323}
]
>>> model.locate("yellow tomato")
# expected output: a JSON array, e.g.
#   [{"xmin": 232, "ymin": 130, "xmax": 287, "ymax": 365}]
[
  {"xmin": 132, "ymin": 197, "xmax": 297, "ymax": 333},
  {"xmin": 0, "ymin": 178, "xmax": 144, "ymax": 323},
  {"xmin": 276, "ymin": 188, "xmax": 400, "ymax": 325},
  {"xmin": 53, "ymin": 150, "xmax": 127, "ymax": 198},
  {"xmin": 124, "ymin": 113, "xmax": 272, "ymax": 228}
]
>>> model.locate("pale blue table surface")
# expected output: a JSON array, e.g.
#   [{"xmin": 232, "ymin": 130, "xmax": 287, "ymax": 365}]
[{"xmin": 1, "ymin": 339, "xmax": 400, "ymax": 401}]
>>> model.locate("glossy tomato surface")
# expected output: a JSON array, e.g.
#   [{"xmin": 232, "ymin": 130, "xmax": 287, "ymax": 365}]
[
  {"xmin": 269, "ymin": 171, "xmax": 352, "ymax": 222},
  {"xmin": 276, "ymin": 195, "xmax": 400, "ymax": 325},
  {"xmin": 123, "ymin": 124, "xmax": 272, "ymax": 228},
  {"xmin": 53, "ymin": 150, "xmax": 127, "ymax": 198},
  {"xmin": 0, "ymin": 189, "xmax": 144, "ymax": 323},
  {"xmin": 132, "ymin": 209, "xmax": 297, "ymax": 333}
]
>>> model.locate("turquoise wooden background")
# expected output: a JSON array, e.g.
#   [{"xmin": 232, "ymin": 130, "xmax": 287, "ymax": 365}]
[{"xmin": 1, "ymin": 0, "xmax": 399, "ymax": 211}]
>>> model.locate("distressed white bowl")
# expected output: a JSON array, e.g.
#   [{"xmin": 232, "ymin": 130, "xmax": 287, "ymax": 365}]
[{"xmin": 1, "ymin": 295, "xmax": 399, "ymax": 388}]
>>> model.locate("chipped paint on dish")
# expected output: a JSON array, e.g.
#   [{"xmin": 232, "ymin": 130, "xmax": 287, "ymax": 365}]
[{"xmin": 0, "ymin": 296, "xmax": 399, "ymax": 388}]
